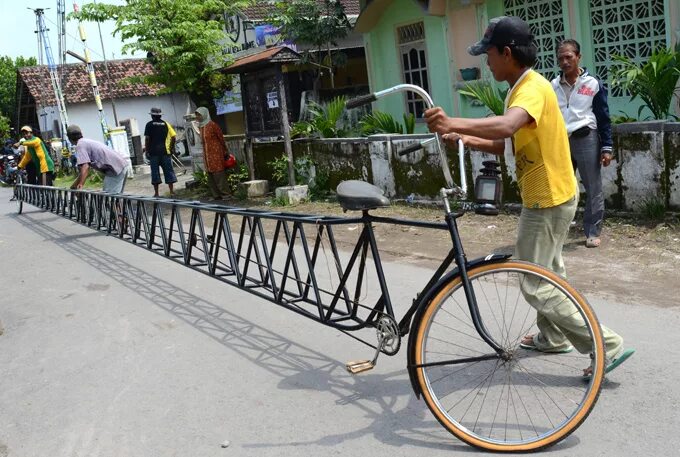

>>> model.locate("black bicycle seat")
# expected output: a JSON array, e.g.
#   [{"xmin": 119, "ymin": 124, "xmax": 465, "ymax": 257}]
[{"xmin": 336, "ymin": 180, "xmax": 390, "ymax": 211}]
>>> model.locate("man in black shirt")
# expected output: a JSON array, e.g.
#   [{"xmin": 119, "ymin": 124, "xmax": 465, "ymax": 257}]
[{"xmin": 143, "ymin": 107, "xmax": 177, "ymax": 197}]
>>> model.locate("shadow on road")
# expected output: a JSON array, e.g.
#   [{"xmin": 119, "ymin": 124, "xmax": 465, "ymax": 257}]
[{"xmin": 12, "ymin": 211, "xmax": 509, "ymax": 453}]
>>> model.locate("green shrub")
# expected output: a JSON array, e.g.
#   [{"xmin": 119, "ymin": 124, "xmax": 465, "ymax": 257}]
[
  {"xmin": 226, "ymin": 164, "xmax": 249, "ymax": 198},
  {"xmin": 611, "ymin": 111, "xmax": 638, "ymax": 124},
  {"xmin": 611, "ymin": 44, "xmax": 680, "ymax": 120},
  {"xmin": 268, "ymin": 154, "xmax": 290, "ymax": 187}
]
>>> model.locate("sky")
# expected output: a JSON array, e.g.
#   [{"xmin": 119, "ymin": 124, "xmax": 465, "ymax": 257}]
[{"xmin": 0, "ymin": 0, "xmax": 143, "ymax": 62}]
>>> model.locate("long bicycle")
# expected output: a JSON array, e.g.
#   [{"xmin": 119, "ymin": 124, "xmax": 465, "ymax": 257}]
[{"xmin": 14, "ymin": 84, "xmax": 606, "ymax": 452}]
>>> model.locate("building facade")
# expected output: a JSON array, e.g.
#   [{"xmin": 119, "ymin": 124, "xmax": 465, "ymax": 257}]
[{"xmin": 357, "ymin": 0, "xmax": 680, "ymax": 126}]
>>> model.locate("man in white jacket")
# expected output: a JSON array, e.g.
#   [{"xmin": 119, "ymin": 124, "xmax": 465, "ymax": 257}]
[{"xmin": 551, "ymin": 39, "xmax": 614, "ymax": 248}]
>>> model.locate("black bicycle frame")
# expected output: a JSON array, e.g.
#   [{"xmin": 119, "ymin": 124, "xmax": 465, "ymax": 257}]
[{"xmin": 15, "ymin": 183, "xmax": 504, "ymax": 355}]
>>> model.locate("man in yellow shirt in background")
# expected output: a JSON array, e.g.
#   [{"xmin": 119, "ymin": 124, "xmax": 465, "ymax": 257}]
[
  {"xmin": 17, "ymin": 125, "xmax": 54, "ymax": 186},
  {"xmin": 424, "ymin": 16, "xmax": 633, "ymax": 377}
]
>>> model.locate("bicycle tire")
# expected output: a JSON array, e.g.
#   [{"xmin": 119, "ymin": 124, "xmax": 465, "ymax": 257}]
[
  {"xmin": 15, "ymin": 174, "xmax": 23, "ymax": 214},
  {"xmin": 412, "ymin": 260, "xmax": 605, "ymax": 452}
]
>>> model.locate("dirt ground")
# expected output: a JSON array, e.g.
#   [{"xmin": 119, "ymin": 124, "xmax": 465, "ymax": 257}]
[{"xmin": 125, "ymin": 170, "xmax": 680, "ymax": 309}]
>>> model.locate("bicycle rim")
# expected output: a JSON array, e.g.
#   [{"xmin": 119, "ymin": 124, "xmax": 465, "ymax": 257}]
[{"xmin": 413, "ymin": 261, "xmax": 605, "ymax": 451}]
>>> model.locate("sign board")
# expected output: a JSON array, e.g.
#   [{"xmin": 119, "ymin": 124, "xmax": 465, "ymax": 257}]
[
  {"xmin": 267, "ymin": 91, "xmax": 279, "ymax": 109},
  {"xmin": 255, "ymin": 24, "xmax": 297, "ymax": 50},
  {"xmin": 215, "ymin": 90, "xmax": 243, "ymax": 115}
]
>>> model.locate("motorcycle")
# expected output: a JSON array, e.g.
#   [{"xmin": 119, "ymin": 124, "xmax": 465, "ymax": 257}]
[{"xmin": 0, "ymin": 151, "xmax": 20, "ymax": 185}]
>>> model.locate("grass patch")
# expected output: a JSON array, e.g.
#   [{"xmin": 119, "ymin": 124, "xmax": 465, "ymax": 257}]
[
  {"xmin": 640, "ymin": 196, "xmax": 666, "ymax": 220},
  {"xmin": 54, "ymin": 173, "xmax": 102, "ymax": 189}
]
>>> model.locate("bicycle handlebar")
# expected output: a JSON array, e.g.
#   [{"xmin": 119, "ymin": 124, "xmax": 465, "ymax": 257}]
[
  {"xmin": 397, "ymin": 142, "xmax": 423, "ymax": 156},
  {"xmin": 346, "ymin": 84, "xmax": 467, "ymax": 198},
  {"xmin": 345, "ymin": 93, "xmax": 377, "ymax": 110}
]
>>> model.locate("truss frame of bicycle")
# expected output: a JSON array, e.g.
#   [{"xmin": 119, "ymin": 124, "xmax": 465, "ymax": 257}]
[{"xmin": 16, "ymin": 183, "xmax": 496, "ymax": 351}]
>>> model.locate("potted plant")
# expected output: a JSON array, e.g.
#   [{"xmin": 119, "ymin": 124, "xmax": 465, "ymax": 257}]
[{"xmin": 460, "ymin": 67, "xmax": 480, "ymax": 81}]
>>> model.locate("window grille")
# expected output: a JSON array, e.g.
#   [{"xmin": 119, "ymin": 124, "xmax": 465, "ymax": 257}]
[
  {"xmin": 590, "ymin": 0, "xmax": 666, "ymax": 97},
  {"xmin": 397, "ymin": 22, "xmax": 429, "ymax": 118},
  {"xmin": 503, "ymin": 0, "xmax": 566, "ymax": 81}
]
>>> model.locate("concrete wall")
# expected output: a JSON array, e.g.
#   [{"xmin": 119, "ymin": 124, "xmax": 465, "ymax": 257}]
[{"xmin": 249, "ymin": 124, "xmax": 680, "ymax": 211}]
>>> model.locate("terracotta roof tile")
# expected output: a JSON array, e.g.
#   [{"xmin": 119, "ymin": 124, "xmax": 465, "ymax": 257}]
[
  {"xmin": 243, "ymin": 0, "xmax": 360, "ymax": 21},
  {"xmin": 17, "ymin": 59, "xmax": 164, "ymax": 106}
]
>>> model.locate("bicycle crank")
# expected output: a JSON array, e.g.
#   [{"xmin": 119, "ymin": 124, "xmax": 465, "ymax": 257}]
[{"xmin": 346, "ymin": 316, "xmax": 401, "ymax": 374}]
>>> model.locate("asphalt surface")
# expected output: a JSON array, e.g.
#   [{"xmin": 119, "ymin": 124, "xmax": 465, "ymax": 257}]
[{"xmin": 0, "ymin": 186, "xmax": 678, "ymax": 457}]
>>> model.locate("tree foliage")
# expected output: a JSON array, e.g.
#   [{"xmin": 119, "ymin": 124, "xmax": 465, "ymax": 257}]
[
  {"xmin": 267, "ymin": 0, "xmax": 352, "ymax": 82},
  {"xmin": 0, "ymin": 113, "xmax": 10, "ymax": 138},
  {"xmin": 0, "ymin": 55, "xmax": 38, "ymax": 131},
  {"xmin": 73, "ymin": 0, "xmax": 252, "ymax": 107}
]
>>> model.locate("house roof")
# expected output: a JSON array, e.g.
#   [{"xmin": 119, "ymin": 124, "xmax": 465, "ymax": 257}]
[
  {"xmin": 243, "ymin": 0, "xmax": 360, "ymax": 21},
  {"xmin": 354, "ymin": 0, "xmax": 444, "ymax": 33},
  {"xmin": 17, "ymin": 58, "xmax": 163, "ymax": 107},
  {"xmin": 222, "ymin": 46, "xmax": 301, "ymax": 74}
]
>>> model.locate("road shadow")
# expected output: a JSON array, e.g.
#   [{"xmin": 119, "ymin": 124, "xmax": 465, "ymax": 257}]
[{"xmin": 13, "ymin": 211, "xmax": 487, "ymax": 453}]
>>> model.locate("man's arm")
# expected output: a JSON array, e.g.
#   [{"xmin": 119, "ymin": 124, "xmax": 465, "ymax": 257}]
[
  {"xmin": 424, "ymin": 107, "xmax": 532, "ymax": 140},
  {"xmin": 70, "ymin": 163, "xmax": 90, "ymax": 189},
  {"xmin": 425, "ymin": 107, "xmax": 532, "ymax": 155},
  {"xmin": 144, "ymin": 136, "xmax": 150, "ymax": 153}
]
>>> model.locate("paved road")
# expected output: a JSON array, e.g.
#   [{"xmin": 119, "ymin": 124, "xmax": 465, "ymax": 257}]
[{"xmin": 0, "ymin": 187, "xmax": 678, "ymax": 457}]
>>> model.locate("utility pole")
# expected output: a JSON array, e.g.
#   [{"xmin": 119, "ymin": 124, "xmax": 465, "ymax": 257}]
[
  {"xmin": 32, "ymin": 7, "xmax": 69, "ymax": 142},
  {"xmin": 72, "ymin": 1, "xmax": 110, "ymax": 144},
  {"xmin": 92, "ymin": 0, "xmax": 119, "ymax": 125},
  {"xmin": 56, "ymin": 0, "xmax": 67, "ymax": 91}
]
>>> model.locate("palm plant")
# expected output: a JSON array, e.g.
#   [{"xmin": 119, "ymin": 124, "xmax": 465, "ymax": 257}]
[
  {"xmin": 611, "ymin": 44, "xmax": 680, "ymax": 120},
  {"xmin": 359, "ymin": 111, "xmax": 415, "ymax": 135},
  {"xmin": 291, "ymin": 96, "xmax": 348, "ymax": 138},
  {"xmin": 458, "ymin": 80, "xmax": 508, "ymax": 116}
]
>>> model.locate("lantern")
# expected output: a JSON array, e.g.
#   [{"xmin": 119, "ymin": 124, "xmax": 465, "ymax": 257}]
[{"xmin": 474, "ymin": 160, "xmax": 502, "ymax": 215}]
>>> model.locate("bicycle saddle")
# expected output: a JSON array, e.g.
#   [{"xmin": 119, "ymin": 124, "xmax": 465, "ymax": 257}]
[{"xmin": 336, "ymin": 180, "xmax": 390, "ymax": 211}]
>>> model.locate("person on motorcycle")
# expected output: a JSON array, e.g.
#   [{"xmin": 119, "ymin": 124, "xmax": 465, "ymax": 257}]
[{"xmin": 16, "ymin": 126, "xmax": 54, "ymax": 186}]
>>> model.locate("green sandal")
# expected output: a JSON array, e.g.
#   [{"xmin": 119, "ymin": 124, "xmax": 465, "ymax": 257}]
[{"xmin": 583, "ymin": 348, "xmax": 636, "ymax": 380}]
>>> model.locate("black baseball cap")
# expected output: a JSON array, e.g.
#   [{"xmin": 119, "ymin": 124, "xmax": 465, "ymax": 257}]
[{"xmin": 468, "ymin": 16, "xmax": 534, "ymax": 56}]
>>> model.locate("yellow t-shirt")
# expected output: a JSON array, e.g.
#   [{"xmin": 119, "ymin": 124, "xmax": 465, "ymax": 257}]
[{"xmin": 507, "ymin": 70, "xmax": 576, "ymax": 208}]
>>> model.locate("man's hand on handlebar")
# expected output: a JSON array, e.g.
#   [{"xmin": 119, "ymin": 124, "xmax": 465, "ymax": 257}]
[
  {"xmin": 423, "ymin": 107, "xmax": 456, "ymax": 135},
  {"xmin": 441, "ymin": 132, "xmax": 467, "ymax": 147}
]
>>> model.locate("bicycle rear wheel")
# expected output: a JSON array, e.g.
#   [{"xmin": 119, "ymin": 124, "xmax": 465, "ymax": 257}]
[{"xmin": 412, "ymin": 260, "xmax": 605, "ymax": 452}]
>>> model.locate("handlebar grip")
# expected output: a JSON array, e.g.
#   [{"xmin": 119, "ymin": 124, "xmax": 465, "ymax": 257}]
[
  {"xmin": 398, "ymin": 142, "xmax": 424, "ymax": 156},
  {"xmin": 345, "ymin": 93, "xmax": 377, "ymax": 109}
]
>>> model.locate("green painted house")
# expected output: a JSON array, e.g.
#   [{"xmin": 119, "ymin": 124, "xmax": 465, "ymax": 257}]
[{"xmin": 356, "ymin": 0, "xmax": 680, "ymax": 127}]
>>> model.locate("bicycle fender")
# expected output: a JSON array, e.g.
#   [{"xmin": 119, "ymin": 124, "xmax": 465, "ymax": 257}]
[{"xmin": 405, "ymin": 253, "xmax": 511, "ymax": 399}]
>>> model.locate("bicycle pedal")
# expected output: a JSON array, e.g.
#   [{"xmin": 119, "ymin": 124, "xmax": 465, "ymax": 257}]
[{"xmin": 346, "ymin": 359, "xmax": 374, "ymax": 374}]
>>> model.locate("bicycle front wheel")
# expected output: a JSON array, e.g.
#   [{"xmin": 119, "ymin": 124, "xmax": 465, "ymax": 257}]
[
  {"xmin": 412, "ymin": 260, "xmax": 605, "ymax": 452},
  {"xmin": 15, "ymin": 175, "xmax": 23, "ymax": 214}
]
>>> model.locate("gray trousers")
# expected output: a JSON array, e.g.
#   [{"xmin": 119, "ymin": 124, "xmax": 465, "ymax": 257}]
[
  {"xmin": 516, "ymin": 196, "xmax": 623, "ymax": 359},
  {"xmin": 570, "ymin": 129, "xmax": 604, "ymax": 238}
]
